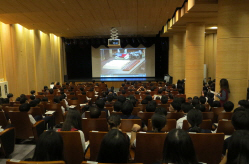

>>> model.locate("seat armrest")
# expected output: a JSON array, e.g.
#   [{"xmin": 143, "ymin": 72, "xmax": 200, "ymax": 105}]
[{"xmin": 32, "ymin": 120, "xmax": 45, "ymax": 142}]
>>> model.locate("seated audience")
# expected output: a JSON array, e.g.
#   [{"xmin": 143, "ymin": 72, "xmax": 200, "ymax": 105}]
[
  {"xmin": 187, "ymin": 109, "xmax": 211, "ymax": 133},
  {"xmin": 195, "ymin": 104, "xmax": 206, "ymax": 112},
  {"xmin": 107, "ymin": 114, "xmax": 121, "ymax": 130},
  {"xmin": 117, "ymin": 95, "xmax": 126, "ymax": 104},
  {"xmin": 162, "ymin": 129, "xmax": 199, "ymax": 164},
  {"xmin": 223, "ymin": 101, "xmax": 234, "ymax": 112},
  {"xmin": 155, "ymin": 107, "xmax": 167, "ymax": 116},
  {"xmin": 97, "ymin": 129, "xmax": 129, "ymax": 163},
  {"xmin": 146, "ymin": 101, "xmax": 156, "ymax": 112},
  {"xmin": 90, "ymin": 107, "xmax": 101, "ymax": 118},
  {"xmin": 176, "ymin": 103, "xmax": 193, "ymax": 129},
  {"xmin": 26, "ymin": 130, "xmax": 64, "ymax": 161},
  {"xmin": 238, "ymin": 99, "xmax": 249, "ymax": 108},
  {"xmin": 30, "ymin": 90, "xmax": 36, "ymax": 96},
  {"xmin": 199, "ymin": 96, "xmax": 206, "ymax": 105},
  {"xmin": 212, "ymin": 100, "xmax": 221, "ymax": 108},
  {"xmin": 59, "ymin": 109, "xmax": 86, "ymax": 151},
  {"xmin": 95, "ymin": 99, "xmax": 109, "ymax": 118},
  {"xmin": 160, "ymin": 95, "xmax": 168, "ymax": 104},
  {"xmin": 113, "ymin": 101, "xmax": 122, "ymax": 112},
  {"xmin": 169, "ymin": 101, "xmax": 181, "ymax": 113}
]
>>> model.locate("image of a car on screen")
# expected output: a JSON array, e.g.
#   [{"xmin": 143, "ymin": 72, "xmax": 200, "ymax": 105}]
[{"xmin": 113, "ymin": 49, "xmax": 143, "ymax": 60}]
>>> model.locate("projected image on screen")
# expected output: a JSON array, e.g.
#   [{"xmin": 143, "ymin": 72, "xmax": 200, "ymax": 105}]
[{"xmin": 100, "ymin": 48, "xmax": 146, "ymax": 77}]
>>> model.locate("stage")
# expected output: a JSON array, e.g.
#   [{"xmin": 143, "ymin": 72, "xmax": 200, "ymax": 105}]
[{"xmin": 67, "ymin": 77, "xmax": 165, "ymax": 88}]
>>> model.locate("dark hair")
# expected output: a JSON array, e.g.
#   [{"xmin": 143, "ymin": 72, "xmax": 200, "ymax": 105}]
[
  {"xmin": 32, "ymin": 130, "xmax": 64, "ymax": 161},
  {"xmin": 20, "ymin": 97, "xmax": 28, "ymax": 104},
  {"xmin": 232, "ymin": 110, "xmax": 249, "ymax": 130},
  {"xmin": 117, "ymin": 95, "xmax": 126, "ymax": 104},
  {"xmin": 155, "ymin": 107, "xmax": 167, "ymax": 116},
  {"xmin": 30, "ymin": 90, "xmax": 36, "ymax": 95},
  {"xmin": 181, "ymin": 103, "xmax": 193, "ymax": 113},
  {"xmin": 29, "ymin": 100, "xmax": 37, "ymax": 107},
  {"xmin": 97, "ymin": 129, "xmax": 129, "ymax": 163},
  {"xmin": 191, "ymin": 99, "xmax": 199, "ymax": 107},
  {"xmin": 146, "ymin": 102, "xmax": 156, "ymax": 112},
  {"xmin": 199, "ymin": 96, "xmax": 206, "ymax": 104},
  {"xmin": 187, "ymin": 109, "xmax": 203, "ymax": 133},
  {"xmin": 226, "ymin": 130, "xmax": 249, "ymax": 164},
  {"xmin": 162, "ymin": 129, "xmax": 198, "ymax": 164},
  {"xmin": 107, "ymin": 94, "xmax": 113, "ymax": 102},
  {"xmin": 90, "ymin": 107, "xmax": 101, "ymax": 118},
  {"xmin": 212, "ymin": 101, "xmax": 221, "ymax": 107},
  {"xmin": 224, "ymin": 101, "xmax": 234, "ymax": 112},
  {"xmin": 145, "ymin": 95, "xmax": 152, "ymax": 102},
  {"xmin": 42, "ymin": 97, "xmax": 48, "ymax": 102},
  {"xmin": 61, "ymin": 109, "xmax": 82, "ymax": 131},
  {"xmin": 151, "ymin": 114, "xmax": 166, "ymax": 132},
  {"xmin": 15, "ymin": 97, "xmax": 21, "ymax": 101},
  {"xmin": 195, "ymin": 104, "xmax": 206, "ymax": 112},
  {"xmin": 53, "ymin": 97, "xmax": 60, "ymax": 104},
  {"xmin": 121, "ymin": 101, "xmax": 133, "ymax": 115},
  {"xmin": 113, "ymin": 101, "xmax": 122, "ymax": 112},
  {"xmin": 171, "ymin": 101, "xmax": 181, "ymax": 112},
  {"xmin": 107, "ymin": 114, "xmax": 121, "ymax": 129},
  {"xmin": 30, "ymin": 95, "xmax": 35, "ymax": 100},
  {"xmin": 95, "ymin": 99, "xmax": 105, "ymax": 109},
  {"xmin": 49, "ymin": 89, "xmax": 54, "ymax": 94},
  {"xmin": 19, "ymin": 103, "xmax": 30, "ymax": 112},
  {"xmin": 220, "ymin": 78, "xmax": 230, "ymax": 93},
  {"xmin": 238, "ymin": 100, "xmax": 249, "ymax": 108},
  {"xmin": 161, "ymin": 95, "xmax": 168, "ymax": 104},
  {"xmin": 7, "ymin": 93, "xmax": 13, "ymax": 99},
  {"xmin": 141, "ymin": 99, "xmax": 148, "ymax": 104}
]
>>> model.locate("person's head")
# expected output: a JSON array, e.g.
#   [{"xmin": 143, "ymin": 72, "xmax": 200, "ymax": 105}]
[
  {"xmin": 238, "ymin": 100, "xmax": 249, "ymax": 108},
  {"xmin": 212, "ymin": 101, "xmax": 221, "ymax": 107},
  {"xmin": 224, "ymin": 101, "xmax": 234, "ymax": 112},
  {"xmin": 61, "ymin": 109, "xmax": 82, "ymax": 131},
  {"xmin": 97, "ymin": 129, "xmax": 129, "ymax": 163},
  {"xmin": 7, "ymin": 93, "xmax": 13, "ymax": 99},
  {"xmin": 220, "ymin": 78, "xmax": 230, "ymax": 93},
  {"xmin": 187, "ymin": 97, "xmax": 193, "ymax": 104},
  {"xmin": 226, "ymin": 130, "xmax": 249, "ymax": 164},
  {"xmin": 113, "ymin": 101, "xmax": 122, "ymax": 112},
  {"xmin": 181, "ymin": 103, "xmax": 193, "ymax": 113},
  {"xmin": 107, "ymin": 114, "xmax": 121, "ymax": 130},
  {"xmin": 30, "ymin": 95, "xmax": 35, "ymax": 100},
  {"xmin": 121, "ymin": 100, "xmax": 133, "ymax": 115},
  {"xmin": 15, "ymin": 97, "xmax": 21, "ymax": 101},
  {"xmin": 158, "ymin": 89, "xmax": 163, "ymax": 94},
  {"xmin": 90, "ymin": 107, "xmax": 101, "ymax": 118},
  {"xmin": 232, "ymin": 110, "xmax": 249, "ymax": 131},
  {"xmin": 56, "ymin": 82, "xmax": 60, "ymax": 85},
  {"xmin": 42, "ymin": 97, "xmax": 48, "ymax": 102},
  {"xmin": 161, "ymin": 95, "xmax": 168, "ymax": 104},
  {"xmin": 29, "ymin": 100, "xmax": 37, "ymax": 107},
  {"xmin": 187, "ymin": 109, "xmax": 203, "ymax": 133},
  {"xmin": 53, "ymin": 97, "xmax": 60, "ymax": 104},
  {"xmin": 107, "ymin": 94, "xmax": 113, "ymax": 102},
  {"xmin": 146, "ymin": 102, "xmax": 156, "ymax": 112},
  {"xmin": 169, "ymin": 93, "xmax": 174, "ymax": 99},
  {"xmin": 151, "ymin": 113, "xmax": 166, "ymax": 132},
  {"xmin": 170, "ymin": 101, "xmax": 181, "ymax": 112},
  {"xmin": 49, "ymin": 89, "xmax": 54, "ymax": 94},
  {"xmin": 141, "ymin": 99, "xmax": 148, "ymax": 104},
  {"xmin": 155, "ymin": 107, "xmax": 167, "ymax": 116},
  {"xmin": 145, "ymin": 95, "xmax": 152, "ymax": 102},
  {"xmin": 199, "ymin": 96, "xmax": 206, "ymax": 104},
  {"xmin": 195, "ymin": 104, "xmax": 206, "ymax": 112},
  {"xmin": 30, "ymin": 90, "xmax": 36, "ymax": 95},
  {"xmin": 44, "ymin": 86, "xmax": 48, "ymax": 90},
  {"xmin": 162, "ymin": 129, "xmax": 198, "ymax": 164},
  {"xmin": 32, "ymin": 130, "xmax": 63, "ymax": 161},
  {"xmin": 191, "ymin": 99, "xmax": 199, "ymax": 107},
  {"xmin": 19, "ymin": 103, "xmax": 30, "ymax": 112},
  {"xmin": 95, "ymin": 99, "xmax": 105, "ymax": 109},
  {"xmin": 117, "ymin": 95, "xmax": 126, "ymax": 104}
]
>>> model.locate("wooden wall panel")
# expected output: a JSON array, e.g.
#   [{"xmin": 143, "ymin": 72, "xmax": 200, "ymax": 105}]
[{"xmin": 0, "ymin": 22, "xmax": 64, "ymax": 99}]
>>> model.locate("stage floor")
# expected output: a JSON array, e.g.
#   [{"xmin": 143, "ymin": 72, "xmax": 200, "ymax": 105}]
[{"xmin": 68, "ymin": 77, "xmax": 164, "ymax": 82}]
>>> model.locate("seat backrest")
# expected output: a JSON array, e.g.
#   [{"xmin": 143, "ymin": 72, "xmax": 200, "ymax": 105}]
[
  {"xmin": 147, "ymin": 119, "xmax": 176, "ymax": 132},
  {"xmin": 86, "ymin": 91, "xmax": 95, "ymax": 98},
  {"xmin": 120, "ymin": 119, "xmax": 142, "ymax": 132},
  {"xmin": 0, "ymin": 111, "xmax": 8, "ymax": 128},
  {"xmin": 104, "ymin": 107, "xmax": 113, "ymax": 113},
  {"xmin": 0, "ymin": 127, "xmax": 15, "ymax": 157},
  {"xmin": 89, "ymin": 131, "xmax": 107, "ymax": 161},
  {"xmin": 212, "ymin": 107, "xmax": 225, "ymax": 123},
  {"xmin": 182, "ymin": 120, "xmax": 212, "ymax": 131},
  {"xmin": 6, "ymin": 160, "xmax": 65, "ymax": 164},
  {"xmin": 189, "ymin": 133, "xmax": 224, "ymax": 164},
  {"xmin": 82, "ymin": 118, "xmax": 108, "ymax": 141},
  {"xmin": 68, "ymin": 100, "xmax": 80, "ymax": 106},
  {"xmin": 137, "ymin": 112, "xmax": 154, "ymax": 126},
  {"xmin": 77, "ymin": 95, "xmax": 87, "ymax": 104},
  {"xmin": 28, "ymin": 107, "xmax": 43, "ymax": 118},
  {"xmin": 58, "ymin": 131, "xmax": 84, "ymax": 164},
  {"xmin": 157, "ymin": 104, "xmax": 169, "ymax": 110},
  {"xmin": 135, "ymin": 132, "xmax": 167, "ymax": 164},
  {"xmin": 132, "ymin": 107, "xmax": 142, "ymax": 116},
  {"xmin": 202, "ymin": 112, "xmax": 214, "ymax": 122},
  {"xmin": 110, "ymin": 111, "xmax": 123, "ymax": 116},
  {"xmin": 84, "ymin": 111, "xmax": 106, "ymax": 118},
  {"xmin": 46, "ymin": 104, "xmax": 64, "ymax": 124},
  {"xmin": 216, "ymin": 120, "xmax": 234, "ymax": 135},
  {"xmin": 166, "ymin": 112, "xmax": 184, "ymax": 120},
  {"xmin": 6, "ymin": 107, "xmax": 19, "ymax": 112},
  {"xmin": 8, "ymin": 111, "xmax": 33, "ymax": 139},
  {"xmin": 138, "ymin": 104, "xmax": 146, "ymax": 111},
  {"xmin": 218, "ymin": 112, "xmax": 233, "ymax": 121}
]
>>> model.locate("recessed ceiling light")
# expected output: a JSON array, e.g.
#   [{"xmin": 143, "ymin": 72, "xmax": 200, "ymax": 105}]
[{"xmin": 210, "ymin": 27, "xmax": 217, "ymax": 29}]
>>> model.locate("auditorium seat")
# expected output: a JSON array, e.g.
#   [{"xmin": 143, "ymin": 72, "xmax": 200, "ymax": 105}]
[
  {"xmin": 132, "ymin": 107, "xmax": 143, "ymax": 116},
  {"xmin": 0, "ymin": 111, "xmax": 8, "ymax": 128},
  {"xmin": 82, "ymin": 118, "xmax": 108, "ymax": 141},
  {"xmin": 77, "ymin": 95, "xmax": 87, "ymax": 104},
  {"xmin": 166, "ymin": 112, "xmax": 184, "ymax": 120},
  {"xmin": 104, "ymin": 107, "xmax": 114, "ymax": 113},
  {"xmin": 147, "ymin": 119, "xmax": 176, "ymax": 132},
  {"xmin": 0, "ymin": 127, "xmax": 15, "ymax": 157},
  {"xmin": 89, "ymin": 131, "xmax": 107, "ymax": 161},
  {"xmin": 110, "ymin": 111, "xmax": 123, "ymax": 116},
  {"xmin": 120, "ymin": 119, "xmax": 142, "ymax": 132},
  {"xmin": 6, "ymin": 160, "xmax": 65, "ymax": 164},
  {"xmin": 212, "ymin": 107, "xmax": 224, "ymax": 123},
  {"xmin": 46, "ymin": 103, "xmax": 65, "ymax": 125},
  {"xmin": 84, "ymin": 111, "xmax": 106, "ymax": 118},
  {"xmin": 202, "ymin": 112, "xmax": 214, "ymax": 122},
  {"xmin": 216, "ymin": 120, "xmax": 234, "ymax": 135},
  {"xmin": 182, "ymin": 120, "xmax": 212, "ymax": 131},
  {"xmin": 189, "ymin": 133, "xmax": 224, "ymax": 164},
  {"xmin": 28, "ymin": 107, "xmax": 43, "ymax": 118},
  {"xmin": 135, "ymin": 132, "xmax": 167, "ymax": 164},
  {"xmin": 137, "ymin": 112, "xmax": 154, "ymax": 126},
  {"xmin": 8, "ymin": 111, "xmax": 44, "ymax": 141},
  {"xmin": 218, "ymin": 112, "xmax": 233, "ymax": 121},
  {"xmin": 58, "ymin": 131, "xmax": 85, "ymax": 164}
]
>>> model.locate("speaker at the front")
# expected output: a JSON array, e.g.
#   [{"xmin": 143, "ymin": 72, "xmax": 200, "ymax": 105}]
[{"xmin": 64, "ymin": 75, "xmax": 68, "ymax": 82}]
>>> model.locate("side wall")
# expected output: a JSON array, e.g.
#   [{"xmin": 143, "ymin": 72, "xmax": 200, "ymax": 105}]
[{"xmin": 0, "ymin": 23, "xmax": 66, "ymax": 98}]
